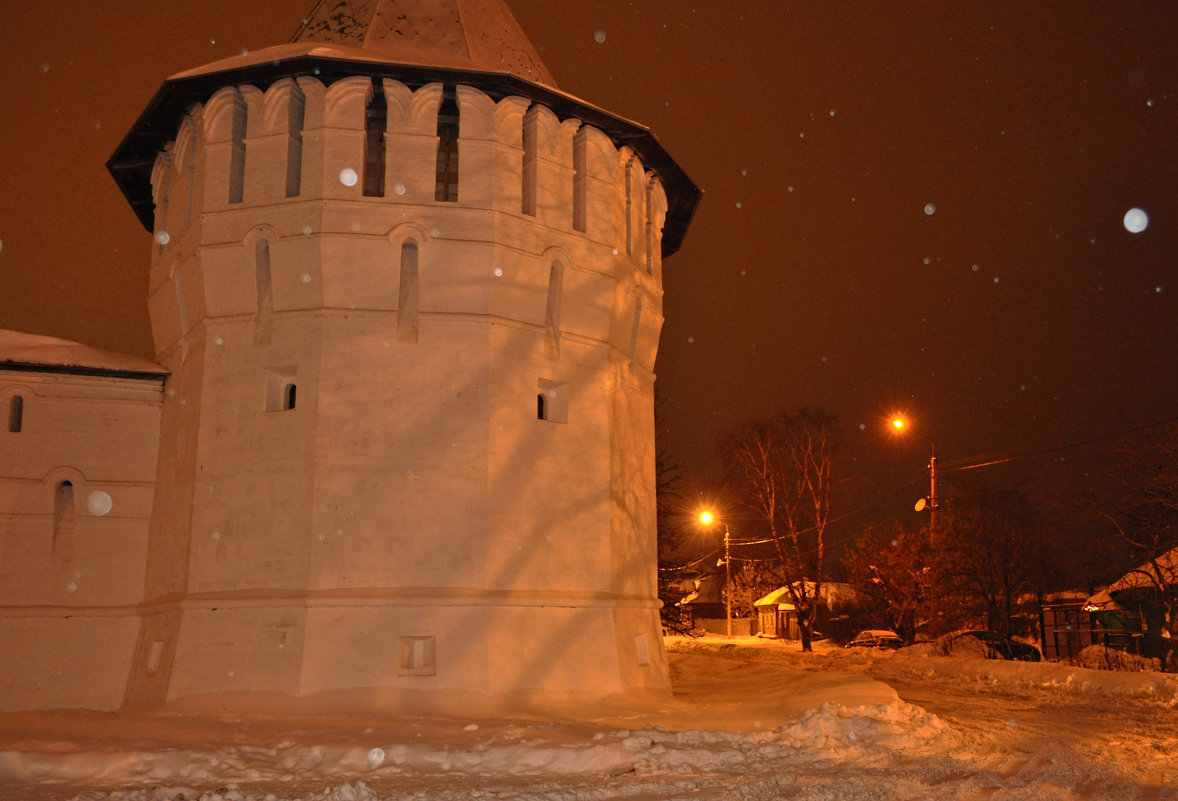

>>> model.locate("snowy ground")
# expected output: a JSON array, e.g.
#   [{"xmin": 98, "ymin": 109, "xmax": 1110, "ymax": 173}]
[{"xmin": 2, "ymin": 636, "xmax": 1176, "ymax": 800}]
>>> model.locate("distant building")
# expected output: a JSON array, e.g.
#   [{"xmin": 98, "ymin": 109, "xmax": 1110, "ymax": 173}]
[
  {"xmin": 1083, "ymin": 548, "xmax": 1178, "ymax": 667},
  {"xmin": 754, "ymin": 583, "xmax": 867, "ymax": 641},
  {"xmin": 0, "ymin": 0, "xmax": 698, "ymax": 713}
]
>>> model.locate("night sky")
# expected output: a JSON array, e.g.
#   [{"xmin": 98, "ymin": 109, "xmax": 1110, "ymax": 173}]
[{"xmin": 2, "ymin": 2, "xmax": 1175, "ymax": 540}]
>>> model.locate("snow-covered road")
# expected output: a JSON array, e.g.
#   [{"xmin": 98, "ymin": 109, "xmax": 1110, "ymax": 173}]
[{"xmin": 1, "ymin": 636, "xmax": 1175, "ymax": 800}]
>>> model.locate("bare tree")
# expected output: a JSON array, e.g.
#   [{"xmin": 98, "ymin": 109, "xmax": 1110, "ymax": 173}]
[
  {"xmin": 939, "ymin": 488, "xmax": 1045, "ymax": 637},
  {"xmin": 844, "ymin": 524, "xmax": 936, "ymax": 643},
  {"xmin": 722, "ymin": 408, "xmax": 837, "ymax": 652},
  {"xmin": 1086, "ymin": 422, "xmax": 1178, "ymax": 640},
  {"xmin": 654, "ymin": 392, "xmax": 694, "ymax": 635}
]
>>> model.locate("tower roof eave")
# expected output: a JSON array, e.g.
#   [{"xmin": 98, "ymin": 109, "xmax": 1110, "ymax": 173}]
[{"xmin": 106, "ymin": 50, "xmax": 700, "ymax": 258}]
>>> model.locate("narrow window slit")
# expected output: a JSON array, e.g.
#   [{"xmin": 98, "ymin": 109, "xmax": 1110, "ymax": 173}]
[
  {"xmin": 286, "ymin": 85, "xmax": 306, "ymax": 198},
  {"xmin": 8, "ymin": 395, "xmax": 23, "ymax": 433},
  {"xmin": 363, "ymin": 79, "xmax": 386, "ymax": 198},
  {"xmin": 435, "ymin": 87, "xmax": 459, "ymax": 202},
  {"xmin": 229, "ymin": 92, "xmax": 247, "ymax": 204}
]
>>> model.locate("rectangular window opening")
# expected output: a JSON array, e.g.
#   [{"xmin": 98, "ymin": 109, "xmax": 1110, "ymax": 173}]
[
  {"xmin": 537, "ymin": 379, "xmax": 569, "ymax": 423},
  {"xmin": 398, "ymin": 635, "xmax": 437, "ymax": 676},
  {"xmin": 266, "ymin": 367, "xmax": 298, "ymax": 412}
]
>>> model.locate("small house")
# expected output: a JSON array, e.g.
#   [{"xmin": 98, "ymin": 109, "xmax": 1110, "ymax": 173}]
[{"xmin": 1084, "ymin": 547, "xmax": 1178, "ymax": 667}]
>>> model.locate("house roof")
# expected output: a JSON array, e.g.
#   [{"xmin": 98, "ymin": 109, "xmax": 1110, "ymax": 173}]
[
  {"xmin": 753, "ymin": 587, "xmax": 796, "ymax": 610},
  {"xmin": 753, "ymin": 582, "xmax": 867, "ymax": 612},
  {"xmin": 1086, "ymin": 546, "xmax": 1178, "ymax": 609},
  {"xmin": 0, "ymin": 330, "xmax": 167, "ymax": 381}
]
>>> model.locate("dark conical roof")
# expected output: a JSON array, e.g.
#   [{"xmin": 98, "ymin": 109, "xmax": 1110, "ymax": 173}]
[
  {"xmin": 292, "ymin": 0, "xmax": 557, "ymax": 87},
  {"xmin": 108, "ymin": 0, "xmax": 699, "ymax": 256}
]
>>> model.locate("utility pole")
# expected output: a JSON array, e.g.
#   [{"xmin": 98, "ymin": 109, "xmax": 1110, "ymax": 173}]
[{"xmin": 724, "ymin": 524, "xmax": 732, "ymax": 638}]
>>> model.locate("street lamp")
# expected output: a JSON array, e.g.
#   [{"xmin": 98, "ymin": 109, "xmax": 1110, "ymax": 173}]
[
  {"xmin": 889, "ymin": 416, "xmax": 939, "ymax": 531},
  {"xmin": 698, "ymin": 510, "xmax": 732, "ymax": 637}
]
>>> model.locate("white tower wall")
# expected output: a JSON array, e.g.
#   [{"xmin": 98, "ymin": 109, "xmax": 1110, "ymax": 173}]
[{"xmin": 124, "ymin": 72, "xmax": 671, "ymax": 710}]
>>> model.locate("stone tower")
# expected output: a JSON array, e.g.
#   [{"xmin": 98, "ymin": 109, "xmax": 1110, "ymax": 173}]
[{"xmin": 107, "ymin": 0, "xmax": 699, "ymax": 710}]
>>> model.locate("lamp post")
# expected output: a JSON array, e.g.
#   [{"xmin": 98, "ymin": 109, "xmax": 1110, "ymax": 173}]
[
  {"xmin": 698, "ymin": 510, "xmax": 732, "ymax": 637},
  {"xmin": 889, "ymin": 417, "xmax": 938, "ymax": 531}
]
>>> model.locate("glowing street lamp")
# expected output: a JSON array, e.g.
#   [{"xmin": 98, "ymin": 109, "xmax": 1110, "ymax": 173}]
[
  {"xmin": 888, "ymin": 416, "xmax": 939, "ymax": 531},
  {"xmin": 698, "ymin": 510, "xmax": 732, "ymax": 637}
]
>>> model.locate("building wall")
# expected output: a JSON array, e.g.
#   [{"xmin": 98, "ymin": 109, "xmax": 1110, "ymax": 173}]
[
  {"xmin": 0, "ymin": 368, "xmax": 163, "ymax": 710},
  {"xmin": 124, "ymin": 73, "xmax": 671, "ymax": 708}
]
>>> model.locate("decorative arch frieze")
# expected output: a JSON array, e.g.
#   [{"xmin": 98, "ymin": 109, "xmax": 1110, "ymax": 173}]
[
  {"xmin": 456, "ymin": 85, "xmax": 496, "ymax": 140},
  {"xmin": 323, "ymin": 75, "xmax": 373, "ymax": 126}
]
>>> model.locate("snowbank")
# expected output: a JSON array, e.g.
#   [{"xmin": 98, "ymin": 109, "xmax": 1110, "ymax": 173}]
[{"xmin": 1, "ymin": 636, "xmax": 1174, "ymax": 800}]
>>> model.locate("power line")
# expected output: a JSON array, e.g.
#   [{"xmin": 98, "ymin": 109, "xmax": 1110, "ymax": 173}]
[{"xmin": 940, "ymin": 414, "xmax": 1178, "ymax": 473}]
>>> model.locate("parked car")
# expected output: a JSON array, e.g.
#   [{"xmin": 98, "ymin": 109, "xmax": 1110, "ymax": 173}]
[
  {"xmin": 844, "ymin": 629, "xmax": 904, "ymax": 649},
  {"xmin": 957, "ymin": 630, "xmax": 1041, "ymax": 662}
]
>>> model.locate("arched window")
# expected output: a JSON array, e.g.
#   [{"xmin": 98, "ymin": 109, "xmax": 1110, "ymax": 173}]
[
  {"xmin": 8, "ymin": 395, "xmax": 23, "ymax": 433},
  {"xmin": 397, "ymin": 242, "xmax": 420, "ymax": 343},
  {"xmin": 254, "ymin": 239, "xmax": 273, "ymax": 346},
  {"xmin": 544, "ymin": 262, "xmax": 563, "ymax": 360},
  {"xmin": 53, "ymin": 480, "xmax": 75, "ymax": 555},
  {"xmin": 628, "ymin": 296, "xmax": 644, "ymax": 371}
]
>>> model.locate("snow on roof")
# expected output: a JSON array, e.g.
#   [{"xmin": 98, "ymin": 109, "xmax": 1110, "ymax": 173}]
[
  {"xmin": 0, "ymin": 329, "xmax": 166, "ymax": 377},
  {"xmin": 754, "ymin": 587, "xmax": 795, "ymax": 609},
  {"xmin": 1085, "ymin": 546, "xmax": 1178, "ymax": 609},
  {"xmin": 754, "ymin": 582, "xmax": 866, "ymax": 611}
]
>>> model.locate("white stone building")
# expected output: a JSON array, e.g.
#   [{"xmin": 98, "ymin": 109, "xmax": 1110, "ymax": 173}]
[{"xmin": 0, "ymin": 0, "xmax": 698, "ymax": 713}]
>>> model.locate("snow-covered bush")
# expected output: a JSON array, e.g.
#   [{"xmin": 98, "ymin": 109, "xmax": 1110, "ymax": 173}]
[{"xmin": 1073, "ymin": 644, "xmax": 1161, "ymax": 673}]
